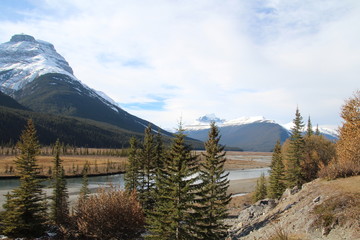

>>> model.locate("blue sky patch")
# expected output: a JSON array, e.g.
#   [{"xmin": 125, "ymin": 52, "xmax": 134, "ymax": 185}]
[{"xmin": 121, "ymin": 96, "xmax": 166, "ymax": 111}]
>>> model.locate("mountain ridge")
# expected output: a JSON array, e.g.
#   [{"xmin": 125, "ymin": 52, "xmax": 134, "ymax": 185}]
[
  {"xmin": 184, "ymin": 114, "xmax": 338, "ymax": 152},
  {"xmin": 0, "ymin": 34, "xmax": 174, "ymax": 140}
]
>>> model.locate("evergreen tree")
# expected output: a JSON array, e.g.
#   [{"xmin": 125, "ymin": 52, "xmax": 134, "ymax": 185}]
[
  {"xmin": 306, "ymin": 116, "xmax": 314, "ymax": 137},
  {"xmin": 268, "ymin": 140, "xmax": 286, "ymax": 199},
  {"xmin": 79, "ymin": 161, "xmax": 90, "ymax": 198},
  {"xmin": 285, "ymin": 108, "xmax": 306, "ymax": 188},
  {"xmin": 253, "ymin": 173, "xmax": 267, "ymax": 202},
  {"xmin": 315, "ymin": 124, "xmax": 321, "ymax": 136},
  {"xmin": 196, "ymin": 122, "xmax": 231, "ymax": 239},
  {"xmin": 1, "ymin": 119, "xmax": 47, "ymax": 238},
  {"xmin": 138, "ymin": 125, "xmax": 157, "ymax": 211},
  {"xmin": 50, "ymin": 139, "xmax": 69, "ymax": 226},
  {"xmin": 124, "ymin": 136, "xmax": 140, "ymax": 191},
  {"xmin": 146, "ymin": 125, "xmax": 199, "ymax": 240},
  {"xmin": 154, "ymin": 129, "xmax": 165, "ymax": 171}
]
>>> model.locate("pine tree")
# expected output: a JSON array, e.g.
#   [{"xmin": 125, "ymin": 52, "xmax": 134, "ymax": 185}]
[
  {"xmin": 50, "ymin": 139, "xmax": 69, "ymax": 226},
  {"xmin": 1, "ymin": 119, "xmax": 47, "ymax": 238},
  {"xmin": 306, "ymin": 116, "xmax": 314, "ymax": 137},
  {"xmin": 285, "ymin": 108, "xmax": 306, "ymax": 188},
  {"xmin": 196, "ymin": 122, "xmax": 231, "ymax": 239},
  {"xmin": 124, "ymin": 136, "xmax": 140, "ymax": 191},
  {"xmin": 253, "ymin": 173, "xmax": 267, "ymax": 202},
  {"xmin": 268, "ymin": 140, "xmax": 286, "ymax": 199},
  {"xmin": 146, "ymin": 125, "xmax": 199, "ymax": 240}
]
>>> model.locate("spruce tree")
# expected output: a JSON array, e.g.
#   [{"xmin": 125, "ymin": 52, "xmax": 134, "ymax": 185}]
[
  {"xmin": 146, "ymin": 125, "xmax": 199, "ymax": 240},
  {"xmin": 196, "ymin": 122, "xmax": 231, "ymax": 239},
  {"xmin": 1, "ymin": 119, "xmax": 47, "ymax": 238},
  {"xmin": 50, "ymin": 139, "xmax": 69, "ymax": 226},
  {"xmin": 253, "ymin": 173, "xmax": 267, "ymax": 202},
  {"xmin": 286, "ymin": 108, "xmax": 305, "ymax": 188},
  {"xmin": 138, "ymin": 125, "xmax": 157, "ymax": 211},
  {"xmin": 79, "ymin": 161, "xmax": 90, "ymax": 198},
  {"xmin": 268, "ymin": 140, "xmax": 286, "ymax": 199},
  {"xmin": 315, "ymin": 124, "xmax": 321, "ymax": 136},
  {"xmin": 306, "ymin": 116, "xmax": 314, "ymax": 137},
  {"xmin": 124, "ymin": 136, "xmax": 140, "ymax": 191}
]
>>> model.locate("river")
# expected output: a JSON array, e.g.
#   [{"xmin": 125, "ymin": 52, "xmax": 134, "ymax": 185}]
[{"xmin": 0, "ymin": 167, "xmax": 269, "ymax": 209}]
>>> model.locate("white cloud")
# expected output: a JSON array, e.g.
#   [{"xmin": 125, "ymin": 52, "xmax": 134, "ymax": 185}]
[{"xmin": 0, "ymin": 0, "xmax": 360, "ymax": 129}]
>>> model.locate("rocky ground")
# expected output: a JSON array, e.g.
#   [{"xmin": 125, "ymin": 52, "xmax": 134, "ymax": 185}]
[{"xmin": 226, "ymin": 176, "xmax": 360, "ymax": 240}]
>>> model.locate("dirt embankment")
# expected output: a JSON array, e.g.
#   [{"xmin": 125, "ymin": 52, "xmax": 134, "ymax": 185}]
[{"xmin": 227, "ymin": 176, "xmax": 360, "ymax": 240}]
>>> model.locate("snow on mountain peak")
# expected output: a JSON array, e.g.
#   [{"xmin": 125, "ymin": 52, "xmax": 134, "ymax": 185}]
[
  {"xmin": 0, "ymin": 34, "xmax": 75, "ymax": 93},
  {"xmin": 185, "ymin": 115, "xmax": 272, "ymax": 131}
]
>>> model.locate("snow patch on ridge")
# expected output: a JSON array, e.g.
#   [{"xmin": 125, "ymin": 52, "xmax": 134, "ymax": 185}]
[{"xmin": 185, "ymin": 115, "xmax": 273, "ymax": 131}]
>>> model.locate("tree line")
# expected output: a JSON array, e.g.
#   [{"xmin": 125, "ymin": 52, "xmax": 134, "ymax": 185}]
[
  {"xmin": 0, "ymin": 119, "xmax": 231, "ymax": 239},
  {"xmin": 254, "ymin": 91, "xmax": 360, "ymax": 202}
]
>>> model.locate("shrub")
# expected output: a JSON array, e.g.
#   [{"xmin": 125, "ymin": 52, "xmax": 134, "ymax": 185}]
[
  {"xmin": 312, "ymin": 193, "xmax": 360, "ymax": 232},
  {"xmin": 74, "ymin": 188, "xmax": 145, "ymax": 239}
]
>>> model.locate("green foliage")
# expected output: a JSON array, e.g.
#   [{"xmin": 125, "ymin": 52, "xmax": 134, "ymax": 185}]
[
  {"xmin": 195, "ymin": 122, "xmax": 231, "ymax": 239},
  {"xmin": 306, "ymin": 116, "xmax": 314, "ymax": 137},
  {"xmin": 253, "ymin": 173, "xmax": 267, "ymax": 202},
  {"xmin": 146, "ymin": 126, "xmax": 200, "ymax": 240},
  {"xmin": 303, "ymin": 135, "xmax": 336, "ymax": 182},
  {"xmin": 125, "ymin": 137, "xmax": 140, "ymax": 192},
  {"xmin": 285, "ymin": 108, "xmax": 305, "ymax": 188},
  {"xmin": 268, "ymin": 140, "xmax": 286, "ymax": 199},
  {"xmin": 79, "ymin": 162, "xmax": 91, "ymax": 198},
  {"xmin": 1, "ymin": 119, "xmax": 47, "ymax": 238},
  {"xmin": 138, "ymin": 125, "xmax": 157, "ymax": 211},
  {"xmin": 50, "ymin": 139, "xmax": 69, "ymax": 226}
]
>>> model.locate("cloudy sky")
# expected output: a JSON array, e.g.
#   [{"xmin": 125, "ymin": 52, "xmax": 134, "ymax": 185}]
[{"xmin": 0, "ymin": 0, "xmax": 359, "ymax": 130}]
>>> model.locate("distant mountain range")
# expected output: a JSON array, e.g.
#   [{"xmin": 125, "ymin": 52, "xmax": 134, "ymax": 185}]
[
  {"xmin": 0, "ymin": 34, "xmax": 192, "ymax": 147},
  {"xmin": 184, "ymin": 114, "xmax": 338, "ymax": 152}
]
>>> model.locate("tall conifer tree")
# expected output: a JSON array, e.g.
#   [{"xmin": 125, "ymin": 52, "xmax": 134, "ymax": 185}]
[
  {"xmin": 146, "ymin": 125, "xmax": 199, "ymax": 240},
  {"xmin": 124, "ymin": 136, "xmax": 140, "ymax": 192},
  {"xmin": 195, "ymin": 122, "xmax": 231, "ymax": 239},
  {"xmin": 79, "ymin": 161, "xmax": 90, "ymax": 198},
  {"xmin": 138, "ymin": 125, "xmax": 157, "ymax": 211},
  {"xmin": 50, "ymin": 139, "xmax": 69, "ymax": 226},
  {"xmin": 1, "ymin": 119, "xmax": 46, "ymax": 238},
  {"xmin": 268, "ymin": 140, "xmax": 286, "ymax": 199},
  {"xmin": 286, "ymin": 108, "xmax": 305, "ymax": 188},
  {"xmin": 306, "ymin": 116, "xmax": 314, "ymax": 137},
  {"xmin": 253, "ymin": 173, "xmax": 267, "ymax": 202}
]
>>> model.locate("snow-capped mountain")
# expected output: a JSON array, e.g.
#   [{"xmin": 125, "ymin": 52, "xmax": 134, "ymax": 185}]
[
  {"xmin": 184, "ymin": 114, "xmax": 338, "ymax": 152},
  {"xmin": 0, "ymin": 34, "xmax": 171, "ymax": 136},
  {"xmin": 0, "ymin": 34, "xmax": 75, "ymax": 94},
  {"xmin": 185, "ymin": 115, "xmax": 274, "ymax": 131}
]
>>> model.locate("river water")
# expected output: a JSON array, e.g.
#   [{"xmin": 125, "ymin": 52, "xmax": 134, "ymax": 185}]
[{"xmin": 0, "ymin": 167, "xmax": 269, "ymax": 209}]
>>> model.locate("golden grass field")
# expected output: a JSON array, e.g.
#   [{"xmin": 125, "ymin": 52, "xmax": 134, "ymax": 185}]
[
  {"xmin": 0, "ymin": 155, "xmax": 128, "ymax": 177},
  {"xmin": 0, "ymin": 150, "xmax": 271, "ymax": 177}
]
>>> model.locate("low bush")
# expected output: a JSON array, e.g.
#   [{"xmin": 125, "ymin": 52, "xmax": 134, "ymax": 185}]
[
  {"xmin": 318, "ymin": 160, "xmax": 360, "ymax": 180},
  {"xmin": 312, "ymin": 193, "xmax": 360, "ymax": 231},
  {"xmin": 74, "ymin": 188, "xmax": 145, "ymax": 239}
]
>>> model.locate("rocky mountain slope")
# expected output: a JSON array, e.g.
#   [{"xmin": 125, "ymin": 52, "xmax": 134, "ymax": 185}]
[{"xmin": 227, "ymin": 176, "xmax": 360, "ymax": 240}]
